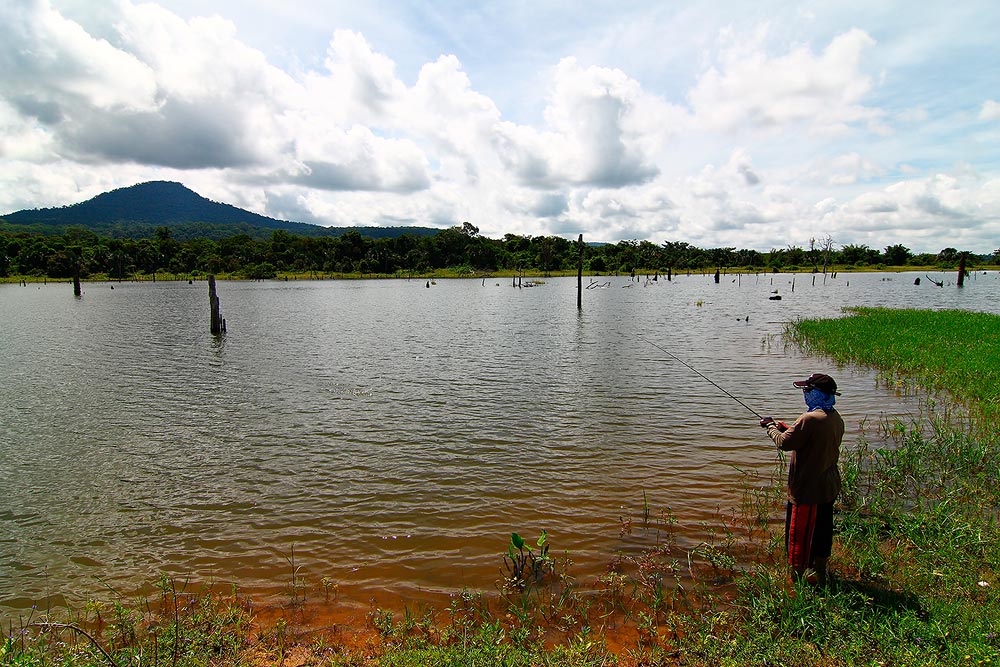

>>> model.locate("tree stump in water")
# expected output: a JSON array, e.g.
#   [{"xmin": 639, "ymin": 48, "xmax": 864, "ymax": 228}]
[
  {"xmin": 209, "ymin": 275, "xmax": 225, "ymax": 334},
  {"xmin": 958, "ymin": 255, "xmax": 967, "ymax": 287}
]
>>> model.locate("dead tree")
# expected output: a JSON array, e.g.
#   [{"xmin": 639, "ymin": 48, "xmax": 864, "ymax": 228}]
[{"xmin": 209, "ymin": 275, "xmax": 226, "ymax": 334}]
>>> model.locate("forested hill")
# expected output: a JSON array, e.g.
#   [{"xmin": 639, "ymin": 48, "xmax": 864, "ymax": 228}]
[{"xmin": 0, "ymin": 181, "xmax": 439, "ymax": 241}]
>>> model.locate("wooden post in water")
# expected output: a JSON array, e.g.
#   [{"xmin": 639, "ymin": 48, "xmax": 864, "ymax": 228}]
[
  {"xmin": 957, "ymin": 254, "xmax": 967, "ymax": 287},
  {"xmin": 577, "ymin": 234, "xmax": 584, "ymax": 310},
  {"xmin": 209, "ymin": 275, "xmax": 225, "ymax": 334},
  {"xmin": 73, "ymin": 266, "xmax": 81, "ymax": 297}
]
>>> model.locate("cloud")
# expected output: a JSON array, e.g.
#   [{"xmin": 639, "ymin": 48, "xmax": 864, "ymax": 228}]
[
  {"xmin": 853, "ymin": 192, "xmax": 899, "ymax": 213},
  {"xmin": 0, "ymin": 1, "xmax": 297, "ymax": 169},
  {"xmin": 822, "ymin": 171, "xmax": 1000, "ymax": 247},
  {"xmin": 0, "ymin": 0, "xmax": 158, "ymax": 111},
  {"xmin": 1, "ymin": 1, "xmax": 998, "ymax": 255},
  {"xmin": 502, "ymin": 188, "xmax": 569, "ymax": 219},
  {"xmin": 493, "ymin": 57, "xmax": 671, "ymax": 188},
  {"xmin": 980, "ymin": 100, "xmax": 1000, "ymax": 121},
  {"xmin": 404, "ymin": 54, "xmax": 502, "ymax": 182},
  {"xmin": 688, "ymin": 149, "xmax": 762, "ymax": 201},
  {"xmin": 326, "ymin": 30, "xmax": 400, "ymax": 111},
  {"xmin": 826, "ymin": 152, "xmax": 883, "ymax": 186},
  {"xmin": 688, "ymin": 26, "xmax": 880, "ymax": 136},
  {"xmin": 286, "ymin": 125, "xmax": 431, "ymax": 192}
]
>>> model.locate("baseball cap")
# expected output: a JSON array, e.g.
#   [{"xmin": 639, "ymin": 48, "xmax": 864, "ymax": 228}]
[{"xmin": 792, "ymin": 373, "xmax": 841, "ymax": 395}]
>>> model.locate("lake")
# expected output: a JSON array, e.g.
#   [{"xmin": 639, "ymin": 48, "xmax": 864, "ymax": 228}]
[{"xmin": 1, "ymin": 270, "xmax": 997, "ymax": 616}]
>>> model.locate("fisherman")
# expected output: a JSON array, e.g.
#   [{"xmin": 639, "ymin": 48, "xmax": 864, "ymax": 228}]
[{"xmin": 759, "ymin": 373, "xmax": 845, "ymax": 586}]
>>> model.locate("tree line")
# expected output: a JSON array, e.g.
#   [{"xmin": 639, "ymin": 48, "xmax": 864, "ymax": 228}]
[{"xmin": 0, "ymin": 223, "xmax": 994, "ymax": 280}]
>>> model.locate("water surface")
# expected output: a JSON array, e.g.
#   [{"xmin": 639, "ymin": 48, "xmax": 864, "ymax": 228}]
[{"xmin": 1, "ymin": 270, "xmax": 996, "ymax": 613}]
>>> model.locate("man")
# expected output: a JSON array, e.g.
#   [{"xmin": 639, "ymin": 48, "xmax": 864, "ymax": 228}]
[{"xmin": 760, "ymin": 373, "xmax": 845, "ymax": 586}]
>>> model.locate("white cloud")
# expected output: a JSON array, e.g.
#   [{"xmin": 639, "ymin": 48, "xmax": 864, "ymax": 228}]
[
  {"xmin": 826, "ymin": 152, "xmax": 883, "ymax": 186},
  {"xmin": 404, "ymin": 54, "xmax": 502, "ymax": 183},
  {"xmin": 688, "ymin": 27, "xmax": 881, "ymax": 136},
  {"xmin": 0, "ymin": 0, "xmax": 158, "ymax": 111},
  {"xmin": 819, "ymin": 170, "xmax": 1000, "ymax": 248},
  {"xmin": 1, "ymin": 1, "xmax": 998, "ymax": 255},
  {"xmin": 318, "ymin": 30, "xmax": 406, "ymax": 124},
  {"xmin": 284, "ymin": 124, "xmax": 431, "ymax": 192},
  {"xmin": 493, "ymin": 57, "xmax": 674, "ymax": 188},
  {"xmin": 980, "ymin": 100, "xmax": 1000, "ymax": 121}
]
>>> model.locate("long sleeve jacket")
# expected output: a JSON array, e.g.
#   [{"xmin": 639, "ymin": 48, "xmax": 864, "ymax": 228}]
[{"xmin": 766, "ymin": 408, "xmax": 844, "ymax": 505}]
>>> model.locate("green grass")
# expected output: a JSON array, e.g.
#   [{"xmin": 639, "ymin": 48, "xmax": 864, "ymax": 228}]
[
  {"xmin": 5, "ymin": 307, "xmax": 1000, "ymax": 666},
  {"xmin": 787, "ymin": 307, "xmax": 1000, "ymax": 421}
]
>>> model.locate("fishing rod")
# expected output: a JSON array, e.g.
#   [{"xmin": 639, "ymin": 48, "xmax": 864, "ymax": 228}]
[{"xmin": 640, "ymin": 336, "xmax": 764, "ymax": 420}]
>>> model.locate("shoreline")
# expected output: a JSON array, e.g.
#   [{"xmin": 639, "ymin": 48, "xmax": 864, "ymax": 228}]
[{"xmin": 2, "ymin": 265, "xmax": 996, "ymax": 285}]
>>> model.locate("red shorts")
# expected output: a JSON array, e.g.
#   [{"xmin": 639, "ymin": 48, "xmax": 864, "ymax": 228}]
[{"xmin": 785, "ymin": 502, "xmax": 833, "ymax": 570}]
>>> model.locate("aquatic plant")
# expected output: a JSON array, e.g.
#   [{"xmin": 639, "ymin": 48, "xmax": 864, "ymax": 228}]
[{"xmin": 500, "ymin": 531, "xmax": 554, "ymax": 594}]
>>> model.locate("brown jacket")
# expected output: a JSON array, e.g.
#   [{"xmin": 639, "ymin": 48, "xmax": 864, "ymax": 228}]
[{"xmin": 766, "ymin": 408, "xmax": 844, "ymax": 505}]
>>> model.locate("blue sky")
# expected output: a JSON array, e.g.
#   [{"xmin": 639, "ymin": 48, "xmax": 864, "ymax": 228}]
[{"xmin": 2, "ymin": 0, "xmax": 998, "ymax": 253}]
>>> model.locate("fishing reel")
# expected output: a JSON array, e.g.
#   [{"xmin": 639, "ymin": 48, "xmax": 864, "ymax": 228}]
[{"xmin": 759, "ymin": 416, "xmax": 788, "ymax": 431}]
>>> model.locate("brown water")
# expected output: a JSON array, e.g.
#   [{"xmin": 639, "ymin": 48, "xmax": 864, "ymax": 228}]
[{"xmin": 1, "ymin": 271, "xmax": 997, "ymax": 615}]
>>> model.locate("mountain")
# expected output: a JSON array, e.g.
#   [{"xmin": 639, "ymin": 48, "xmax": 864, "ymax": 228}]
[{"xmin": 0, "ymin": 181, "xmax": 439, "ymax": 241}]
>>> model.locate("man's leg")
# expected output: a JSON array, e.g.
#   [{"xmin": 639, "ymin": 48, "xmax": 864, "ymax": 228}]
[
  {"xmin": 786, "ymin": 502, "xmax": 818, "ymax": 580},
  {"xmin": 809, "ymin": 503, "xmax": 835, "ymax": 586}
]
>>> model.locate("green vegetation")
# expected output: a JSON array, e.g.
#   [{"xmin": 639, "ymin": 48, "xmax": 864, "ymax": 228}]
[
  {"xmin": 787, "ymin": 308, "xmax": 1000, "ymax": 421},
  {"xmin": 4, "ymin": 309, "xmax": 999, "ymax": 665},
  {"xmin": 1, "ymin": 221, "xmax": 995, "ymax": 282}
]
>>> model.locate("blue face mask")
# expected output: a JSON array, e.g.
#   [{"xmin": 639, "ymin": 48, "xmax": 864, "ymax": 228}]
[{"xmin": 803, "ymin": 388, "xmax": 836, "ymax": 411}]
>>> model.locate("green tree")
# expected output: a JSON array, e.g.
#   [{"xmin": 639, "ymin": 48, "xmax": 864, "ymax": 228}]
[
  {"xmin": 883, "ymin": 244, "xmax": 912, "ymax": 266},
  {"xmin": 785, "ymin": 245, "xmax": 805, "ymax": 266},
  {"xmin": 661, "ymin": 241, "xmax": 692, "ymax": 270},
  {"xmin": 937, "ymin": 247, "xmax": 959, "ymax": 265},
  {"xmin": 767, "ymin": 247, "xmax": 786, "ymax": 271},
  {"xmin": 709, "ymin": 247, "xmax": 737, "ymax": 268},
  {"xmin": 841, "ymin": 243, "xmax": 877, "ymax": 265}
]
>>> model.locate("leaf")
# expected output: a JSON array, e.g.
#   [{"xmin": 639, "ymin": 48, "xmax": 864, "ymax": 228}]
[
  {"xmin": 511, "ymin": 532, "xmax": 525, "ymax": 550},
  {"xmin": 537, "ymin": 530, "xmax": 547, "ymax": 547}
]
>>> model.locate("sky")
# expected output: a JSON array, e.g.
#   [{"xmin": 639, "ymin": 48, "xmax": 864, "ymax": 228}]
[{"xmin": 2, "ymin": 1, "xmax": 999, "ymax": 253}]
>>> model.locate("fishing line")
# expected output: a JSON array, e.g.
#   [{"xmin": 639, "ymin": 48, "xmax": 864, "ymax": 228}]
[{"xmin": 639, "ymin": 336, "xmax": 764, "ymax": 420}]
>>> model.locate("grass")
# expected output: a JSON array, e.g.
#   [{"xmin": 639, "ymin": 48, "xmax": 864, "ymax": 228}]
[
  {"xmin": 787, "ymin": 307, "xmax": 1000, "ymax": 421},
  {"xmin": 5, "ymin": 307, "xmax": 1000, "ymax": 666}
]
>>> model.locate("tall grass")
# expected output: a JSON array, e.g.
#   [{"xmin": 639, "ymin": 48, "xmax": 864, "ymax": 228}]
[{"xmin": 786, "ymin": 307, "xmax": 1000, "ymax": 422}]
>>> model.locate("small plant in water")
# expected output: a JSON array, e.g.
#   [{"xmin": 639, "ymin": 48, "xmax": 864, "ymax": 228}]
[
  {"xmin": 501, "ymin": 531, "xmax": 554, "ymax": 593},
  {"xmin": 283, "ymin": 545, "xmax": 307, "ymax": 608},
  {"xmin": 320, "ymin": 576, "xmax": 338, "ymax": 601}
]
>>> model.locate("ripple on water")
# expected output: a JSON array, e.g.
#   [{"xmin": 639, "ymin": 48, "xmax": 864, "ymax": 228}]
[{"xmin": 1, "ymin": 273, "xmax": 997, "ymax": 614}]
